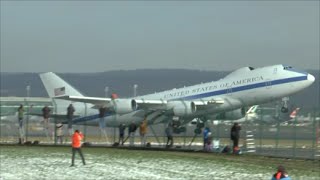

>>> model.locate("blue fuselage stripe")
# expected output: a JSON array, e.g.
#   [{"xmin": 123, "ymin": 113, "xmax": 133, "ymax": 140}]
[
  {"xmin": 73, "ymin": 112, "xmax": 113, "ymax": 124},
  {"xmin": 175, "ymin": 76, "xmax": 307, "ymax": 101}
]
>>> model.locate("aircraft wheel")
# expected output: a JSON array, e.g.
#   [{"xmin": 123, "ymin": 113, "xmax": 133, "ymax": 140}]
[
  {"xmin": 281, "ymin": 107, "xmax": 288, "ymax": 113},
  {"xmin": 194, "ymin": 128, "xmax": 202, "ymax": 134}
]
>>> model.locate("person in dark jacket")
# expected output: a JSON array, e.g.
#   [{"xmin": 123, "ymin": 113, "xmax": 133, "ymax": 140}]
[
  {"xmin": 128, "ymin": 122, "xmax": 137, "ymax": 146},
  {"xmin": 42, "ymin": 105, "xmax": 51, "ymax": 138},
  {"xmin": 119, "ymin": 124, "xmax": 126, "ymax": 145},
  {"xmin": 67, "ymin": 104, "xmax": 75, "ymax": 136},
  {"xmin": 230, "ymin": 123, "xmax": 241, "ymax": 153},
  {"xmin": 165, "ymin": 123, "xmax": 173, "ymax": 148},
  {"xmin": 17, "ymin": 104, "xmax": 25, "ymax": 144},
  {"xmin": 42, "ymin": 105, "xmax": 51, "ymax": 127}
]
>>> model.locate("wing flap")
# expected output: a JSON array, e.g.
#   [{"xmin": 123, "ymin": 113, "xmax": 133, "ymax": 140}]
[
  {"xmin": 193, "ymin": 99, "xmax": 224, "ymax": 105},
  {"xmin": 54, "ymin": 95, "xmax": 110, "ymax": 106},
  {"xmin": 27, "ymin": 113, "xmax": 80, "ymax": 120}
]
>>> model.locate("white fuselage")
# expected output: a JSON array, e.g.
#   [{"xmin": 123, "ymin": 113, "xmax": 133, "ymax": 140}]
[{"xmin": 60, "ymin": 65, "xmax": 315, "ymax": 127}]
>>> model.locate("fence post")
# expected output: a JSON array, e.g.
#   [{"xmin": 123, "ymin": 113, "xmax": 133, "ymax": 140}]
[
  {"xmin": 113, "ymin": 127, "xmax": 116, "ymax": 144},
  {"xmin": 275, "ymin": 120, "xmax": 280, "ymax": 156},
  {"xmin": 183, "ymin": 125, "xmax": 186, "ymax": 147},
  {"xmin": 259, "ymin": 108, "xmax": 263, "ymax": 152},
  {"xmin": 24, "ymin": 98, "xmax": 29, "ymax": 143},
  {"xmin": 292, "ymin": 115, "xmax": 297, "ymax": 158},
  {"xmin": 52, "ymin": 99, "xmax": 57, "ymax": 145},
  {"xmin": 311, "ymin": 108, "xmax": 316, "ymax": 159},
  {"xmin": 83, "ymin": 103, "xmax": 87, "ymax": 142}
]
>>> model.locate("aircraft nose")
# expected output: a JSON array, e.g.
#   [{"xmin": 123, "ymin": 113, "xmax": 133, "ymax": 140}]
[{"xmin": 307, "ymin": 74, "xmax": 315, "ymax": 83}]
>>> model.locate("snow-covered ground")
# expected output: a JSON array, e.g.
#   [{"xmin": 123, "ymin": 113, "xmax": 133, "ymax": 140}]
[{"xmin": 0, "ymin": 146, "xmax": 318, "ymax": 180}]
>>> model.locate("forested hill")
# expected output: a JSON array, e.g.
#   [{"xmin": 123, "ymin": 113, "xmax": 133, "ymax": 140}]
[{"xmin": 1, "ymin": 69, "xmax": 319, "ymax": 109}]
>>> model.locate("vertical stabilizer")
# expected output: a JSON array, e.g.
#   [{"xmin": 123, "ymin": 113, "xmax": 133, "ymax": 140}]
[
  {"xmin": 39, "ymin": 72, "xmax": 86, "ymax": 114},
  {"xmin": 40, "ymin": 72, "xmax": 84, "ymax": 98},
  {"xmin": 289, "ymin": 108, "xmax": 300, "ymax": 119},
  {"xmin": 246, "ymin": 105, "xmax": 259, "ymax": 114}
]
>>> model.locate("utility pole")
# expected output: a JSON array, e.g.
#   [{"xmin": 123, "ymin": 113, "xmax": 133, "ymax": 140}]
[
  {"xmin": 25, "ymin": 84, "xmax": 31, "ymax": 142},
  {"xmin": 105, "ymin": 86, "xmax": 109, "ymax": 98},
  {"xmin": 133, "ymin": 84, "xmax": 138, "ymax": 97}
]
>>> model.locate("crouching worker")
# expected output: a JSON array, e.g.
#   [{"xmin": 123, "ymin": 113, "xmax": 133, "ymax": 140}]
[
  {"xmin": 71, "ymin": 130, "xmax": 86, "ymax": 167},
  {"xmin": 271, "ymin": 165, "xmax": 291, "ymax": 180},
  {"xmin": 221, "ymin": 145, "xmax": 231, "ymax": 154}
]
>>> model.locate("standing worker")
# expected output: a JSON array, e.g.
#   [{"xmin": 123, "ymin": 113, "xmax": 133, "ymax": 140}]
[
  {"xmin": 42, "ymin": 105, "xmax": 51, "ymax": 139},
  {"xmin": 67, "ymin": 104, "xmax": 75, "ymax": 136},
  {"xmin": 139, "ymin": 118, "xmax": 148, "ymax": 146},
  {"xmin": 56, "ymin": 123, "xmax": 64, "ymax": 144},
  {"xmin": 71, "ymin": 130, "xmax": 86, "ymax": 167},
  {"xmin": 119, "ymin": 124, "xmax": 126, "ymax": 145},
  {"xmin": 165, "ymin": 123, "xmax": 173, "ymax": 148},
  {"xmin": 128, "ymin": 122, "xmax": 137, "ymax": 146},
  {"xmin": 17, "ymin": 104, "xmax": 25, "ymax": 144},
  {"xmin": 230, "ymin": 123, "xmax": 241, "ymax": 154},
  {"xmin": 203, "ymin": 127, "xmax": 211, "ymax": 150}
]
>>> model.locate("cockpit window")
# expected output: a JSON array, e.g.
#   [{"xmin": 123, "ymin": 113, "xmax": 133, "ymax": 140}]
[
  {"xmin": 249, "ymin": 67, "xmax": 255, "ymax": 70},
  {"xmin": 283, "ymin": 66, "xmax": 293, "ymax": 70}
]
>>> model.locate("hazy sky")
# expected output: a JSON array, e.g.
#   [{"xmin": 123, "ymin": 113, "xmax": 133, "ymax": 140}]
[{"xmin": 1, "ymin": 1, "xmax": 319, "ymax": 73}]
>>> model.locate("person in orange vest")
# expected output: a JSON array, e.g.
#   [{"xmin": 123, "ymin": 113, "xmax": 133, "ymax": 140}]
[
  {"xmin": 139, "ymin": 118, "xmax": 148, "ymax": 146},
  {"xmin": 70, "ymin": 130, "xmax": 86, "ymax": 167},
  {"xmin": 271, "ymin": 165, "xmax": 291, "ymax": 180}
]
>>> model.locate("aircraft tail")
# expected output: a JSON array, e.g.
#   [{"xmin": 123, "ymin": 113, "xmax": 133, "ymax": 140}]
[
  {"xmin": 40, "ymin": 72, "xmax": 86, "ymax": 114},
  {"xmin": 40, "ymin": 72, "xmax": 84, "ymax": 98},
  {"xmin": 289, "ymin": 108, "xmax": 300, "ymax": 119},
  {"xmin": 246, "ymin": 105, "xmax": 259, "ymax": 114}
]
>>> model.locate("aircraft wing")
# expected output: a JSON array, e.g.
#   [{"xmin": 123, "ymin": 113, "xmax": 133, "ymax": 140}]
[
  {"xmin": 54, "ymin": 95, "xmax": 110, "ymax": 106},
  {"xmin": 54, "ymin": 95, "xmax": 224, "ymax": 111},
  {"xmin": 27, "ymin": 112, "xmax": 80, "ymax": 119}
]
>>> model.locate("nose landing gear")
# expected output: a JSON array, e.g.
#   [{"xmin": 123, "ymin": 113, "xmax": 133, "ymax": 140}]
[
  {"xmin": 281, "ymin": 106, "xmax": 289, "ymax": 113},
  {"xmin": 281, "ymin": 97, "xmax": 289, "ymax": 113}
]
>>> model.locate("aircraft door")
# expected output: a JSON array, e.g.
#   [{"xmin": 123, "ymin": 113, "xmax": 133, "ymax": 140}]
[
  {"xmin": 264, "ymin": 78, "xmax": 276, "ymax": 101},
  {"xmin": 273, "ymin": 67, "xmax": 278, "ymax": 75},
  {"xmin": 265, "ymin": 79, "xmax": 272, "ymax": 89},
  {"xmin": 226, "ymin": 86, "xmax": 233, "ymax": 96}
]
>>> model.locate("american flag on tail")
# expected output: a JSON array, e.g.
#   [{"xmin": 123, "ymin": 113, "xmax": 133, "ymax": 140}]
[{"xmin": 54, "ymin": 87, "xmax": 65, "ymax": 96}]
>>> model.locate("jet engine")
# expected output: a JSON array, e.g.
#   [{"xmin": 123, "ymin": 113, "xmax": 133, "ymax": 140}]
[
  {"xmin": 167, "ymin": 101, "xmax": 197, "ymax": 116},
  {"xmin": 216, "ymin": 108, "xmax": 246, "ymax": 120},
  {"xmin": 110, "ymin": 99, "xmax": 138, "ymax": 114}
]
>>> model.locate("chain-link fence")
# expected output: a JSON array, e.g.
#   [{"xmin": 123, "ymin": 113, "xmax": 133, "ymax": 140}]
[{"xmin": 1, "ymin": 98, "xmax": 319, "ymax": 160}]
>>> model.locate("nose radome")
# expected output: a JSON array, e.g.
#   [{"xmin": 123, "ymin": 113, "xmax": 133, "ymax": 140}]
[{"xmin": 307, "ymin": 74, "xmax": 315, "ymax": 83}]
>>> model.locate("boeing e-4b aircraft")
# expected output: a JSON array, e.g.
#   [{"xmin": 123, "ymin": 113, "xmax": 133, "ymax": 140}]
[{"xmin": 40, "ymin": 64, "xmax": 315, "ymax": 129}]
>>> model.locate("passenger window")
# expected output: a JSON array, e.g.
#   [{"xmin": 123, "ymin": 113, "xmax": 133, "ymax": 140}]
[{"xmin": 273, "ymin": 68, "xmax": 277, "ymax": 74}]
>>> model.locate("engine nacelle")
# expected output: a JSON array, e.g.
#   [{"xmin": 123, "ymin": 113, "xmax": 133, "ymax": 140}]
[
  {"xmin": 216, "ymin": 108, "xmax": 246, "ymax": 120},
  {"xmin": 167, "ymin": 101, "xmax": 197, "ymax": 116},
  {"xmin": 110, "ymin": 99, "xmax": 137, "ymax": 114}
]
